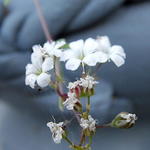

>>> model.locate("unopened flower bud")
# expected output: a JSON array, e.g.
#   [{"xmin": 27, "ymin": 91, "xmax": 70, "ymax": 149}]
[{"xmin": 111, "ymin": 112, "xmax": 137, "ymax": 129}]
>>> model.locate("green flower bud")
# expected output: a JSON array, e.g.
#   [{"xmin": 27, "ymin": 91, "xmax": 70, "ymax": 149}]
[{"xmin": 111, "ymin": 112, "xmax": 137, "ymax": 129}]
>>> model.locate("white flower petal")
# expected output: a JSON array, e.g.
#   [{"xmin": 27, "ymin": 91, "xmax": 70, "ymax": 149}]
[
  {"xmin": 25, "ymin": 74, "xmax": 37, "ymax": 89},
  {"xmin": 44, "ymin": 41, "xmax": 62, "ymax": 57},
  {"xmin": 82, "ymin": 53, "xmax": 99, "ymax": 66},
  {"xmin": 60, "ymin": 50, "xmax": 74, "ymax": 61},
  {"xmin": 25, "ymin": 64, "xmax": 37, "ymax": 75},
  {"xmin": 44, "ymin": 42, "xmax": 55, "ymax": 55},
  {"xmin": 32, "ymin": 45, "xmax": 43, "ymax": 54},
  {"xmin": 65, "ymin": 58, "xmax": 81, "ymax": 71},
  {"xmin": 83, "ymin": 38, "xmax": 98, "ymax": 56},
  {"xmin": 55, "ymin": 40, "xmax": 66, "ymax": 49},
  {"xmin": 42, "ymin": 57, "xmax": 54, "ymax": 72},
  {"xmin": 69, "ymin": 40, "xmax": 84, "ymax": 51},
  {"xmin": 37, "ymin": 73, "xmax": 51, "ymax": 88},
  {"xmin": 69, "ymin": 40, "xmax": 84, "ymax": 59},
  {"xmin": 110, "ymin": 54, "xmax": 125, "ymax": 67},
  {"xmin": 31, "ymin": 51, "xmax": 43, "ymax": 69},
  {"xmin": 95, "ymin": 51, "xmax": 108, "ymax": 63},
  {"xmin": 110, "ymin": 45, "xmax": 126, "ymax": 58},
  {"xmin": 54, "ymin": 49, "xmax": 62, "ymax": 57},
  {"xmin": 97, "ymin": 36, "xmax": 111, "ymax": 50}
]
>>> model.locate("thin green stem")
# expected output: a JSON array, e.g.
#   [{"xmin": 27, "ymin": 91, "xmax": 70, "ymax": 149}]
[
  {"xmin": 63, "ymin": 135, "xmax": 73, "ymax": 146},
  {"xmin": 89, "ymin": 135, "xmax": 93, "ymax": 146},
  {"xmin": 86, "ymin": 96, "xmax": 91, "ymax": 114},
  {"xmin": 88, "ymin": 96, "xmax": 90, "ymax": 106}
]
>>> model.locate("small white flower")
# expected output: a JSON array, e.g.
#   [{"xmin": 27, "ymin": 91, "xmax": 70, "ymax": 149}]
[
  {"xmin": 63, "ymin": 92, "xmax": 79, "ymax": 110},
  {"xmin": 61, "ymin": 38, "xmax": 99, "ymax": 71},
  {"xmin": 44, "ymin": 40, "xmax": 66, "ymax": 57},
  {"xmin": 79, "ymin": 75, "xmax": 98, "ymax": 89},
  {"xmin": 32, "ymin": 45, "xmax": 47, "ymax": 57},
  {"xmin": 80, "ymin": 115, "xmax": 96, "ymax": 132},
  {"xmin": 25, "ymin": 47, "xmax": 52, "ymax": 89},
  {"xmin": 67, "ymin": 80, "xmax": 81, "ymax": 90},
  {"xmin": 47, "ymin": 122, "xmax": 64, "ymax": 144},
  {"xmin": 111, "ymin": 112, "xmax": 137, "ymax": 128},
  {"xmin": 95, "ymin": 36, "xmax": 126, "ymax": 67},
  {"xmin": 120, "ymin": 113, "xmax": 137, "ymax": 124}
]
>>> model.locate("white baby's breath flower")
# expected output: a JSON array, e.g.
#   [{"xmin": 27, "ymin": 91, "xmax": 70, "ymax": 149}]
[
  {"xmin": 120, "ymin": 113, "xmax": 137, "ymax": 124},
  {"xmin": 63, "ymin": 92, "xmax": 79, "ymax": 110},
  {"xmin": 25, "ymin": 47, "xmax": 53, "ymax": 89},
  {"xmin": 95, "ymin": 36, "xmax": 126, "ymax": 67},
  {"xmin": 32, "ymin": 44, "xmax": 47, "ymax": 57},
  {"xmin": 111, "ymin": 112, "xmax": 137, "ymax": 128},
  {"xmin": 67, "ymin": 80, "xmax": 81, "ymax": 90},
  {"xmin": 61, "ymin": 38, "xmax": 99, "ymax": 71},
  {"xmin": 80, "ymin": 115, "xmax": 96, "ymax": 132},
  {"xmin": 47, "ymin": 122, "xmax": 64, "ymax": 144},
  {"xmin": 44, "ymin": 40, "xmax": 66, "ymax": 57},
  {"xmin": 79, "ymin": 75, "xmax": 98, "ymax": 89}
]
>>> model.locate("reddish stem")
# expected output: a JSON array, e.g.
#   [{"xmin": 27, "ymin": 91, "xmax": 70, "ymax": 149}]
[
  {"xmin": 96, "ymin": 125, "xmax": 109, "ymax": 129},
  {"xmin": 33, "ymin": 0, "xmax": 52, "ymax": 42}
]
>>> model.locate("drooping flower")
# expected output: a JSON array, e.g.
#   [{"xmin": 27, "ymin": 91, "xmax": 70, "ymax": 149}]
[
  {"xmin": 80, "ymin": 115, "xmax": 96, "ymax": 132},
  {"xmin": 44, "ymin": 40, "xmax": 66, "ymax": 57},
  {"xmin": 25, "ymin": 46, "xmax": 53, "ymax": 89},
  {"xmin": 79, "ymin": 75, "xmax": 98, "ymax": 90},
  {"xmin": 111, "ymin": 112, "xmax": 137, "ymax": 128},
  {"xmin": 47, "ymin": 122, "xmax": 64, "ymax": 144},
  {"xmin": 61, "ymin": 38, "xmax": 100, "ymax": 71},
  {"xmin": 95, "ymin": 36, "xmax": 126, "ymax": 67},
  {"xmin": 63, "ymin": 92, "xmax": 79, "ymax": 110}
]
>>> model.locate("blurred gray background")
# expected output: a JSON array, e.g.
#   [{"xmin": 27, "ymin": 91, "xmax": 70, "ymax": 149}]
[{"xmin": 0, "ymin": 0, "xmax": 150, "ymax": 149}]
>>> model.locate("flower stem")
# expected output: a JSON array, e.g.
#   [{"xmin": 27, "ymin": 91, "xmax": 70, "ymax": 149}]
[
  {"xmin": 86, "ymin": 96, "xmax": 91, "ymax": 114},
  {"xmin": 32, "ymin": 0, "xmax": 52, "ymax": 42},
  {"xmin": 73, "ymin": 110, "xmax": 81, "ymax": 124},
  {"xmin": 89, "ymin": 135, "xmax": 93, "ymax": 146},
  {"xmin": 33, "ymin": 0, "xmax": 65, "ymax": 100},
  {"xmin": 96, "ymin": 124, "xmax": 110, "ymax": 129},
  {"xmin": 63, "ymin": 135, "xmax": 73, "ymax": 146},
  {"xmin": 79, "ymin": 131, "xmax": 85, "ymax": 146}
]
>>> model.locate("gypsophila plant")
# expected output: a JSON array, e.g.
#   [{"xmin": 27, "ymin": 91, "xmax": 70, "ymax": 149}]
[{"xmin": 25, "ymin": 36, "xmax": 137, "ymax": 150}]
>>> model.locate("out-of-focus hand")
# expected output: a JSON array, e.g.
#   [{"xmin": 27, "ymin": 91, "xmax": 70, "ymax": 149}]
[{"xmin": 0, "ymin": 0, "xmax": 124, "ymax": 51}]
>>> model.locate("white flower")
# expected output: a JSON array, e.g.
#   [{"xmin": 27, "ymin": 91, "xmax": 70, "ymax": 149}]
[
  {"xmin": 32, "ymin": 44, "xmax": 47, "ymax": 57},
  {"xmin": 79, "ymin": 75, "xmax": 98, "ymax": 89},
  {"xmin": 111, "ymin": 112, "xmax": 137, "ymax": 128},
  {"xmin": 25, "ymin": 48, "xmax": 53, "ymax": 88},
  {"xmin": 44, "ymin": 40, "xmax": 66, "ymax": 57},
  {"xmin": 47, "ymin": 122, "xmax": 64, "ymax": 144},
  {"xmin": 95, "ymin": 36, "xmax": 126, "ymax": 67},
  {"xmin": 120, "ymin": 113, "xmax": 137, "ymax": 125},
  {"xmin": 80, "ymin": 115, "xmax": 96, "ymax": 131},
  {"xmin": 63, "ymin": 92, "xmax": 79, "ymax": 110},
  {"xmin": 67, "ymin": 80, "xmax": 81, "ymax": 90},
  {"xmin": 61, "ymin": 38, "xmax": 99, "ymax": 71}
]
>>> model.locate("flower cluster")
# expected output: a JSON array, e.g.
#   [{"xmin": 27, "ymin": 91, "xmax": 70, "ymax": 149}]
[
  {"xmin": 80, "ymin": 115, "xmax": 96, "ymax": 132},
  {"xmin": 47, "ymin": 121, "xmax": 64, "ymax": 144},
  {"xmin": 67, "ymin": 75, "xmax": 98, "ymax": 98},
  {"xmin": 61, "ymin": 36, "xmax": 126, "ymax": 71},
  {"xmin": 111, "ymin": 112, "xmax": 137, "ymax": 128},
  {"xmin": 63, "ymin": 92, "xmax": 79, "ymax": 110},
  {"xmin": 25, "ymin": 35, "xmax": 137, "ymax": 150},
  {"xmin": 25, "ymin": 36, "xmax": 125, "ymax": 89},
  {"xmin": 79, "ymin": 75, "xmax": 98, "ymax": 90},
  {"xmin": 25, "ymin": 40, "xmax": 65, "ymax": 88}
]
